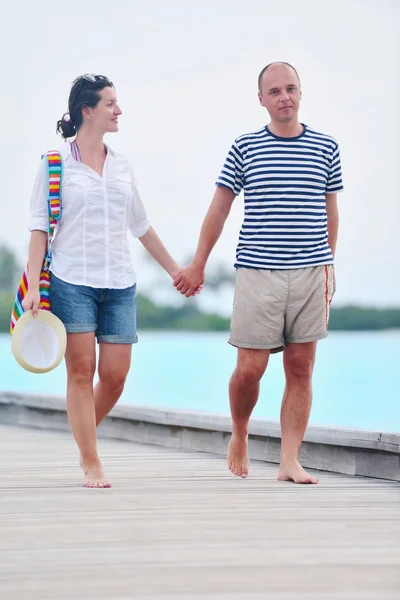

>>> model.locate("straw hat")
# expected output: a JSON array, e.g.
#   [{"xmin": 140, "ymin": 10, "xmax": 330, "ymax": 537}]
[{"xmin": 11, "ymin": 309, "xmax": 67, "ymax": 374}]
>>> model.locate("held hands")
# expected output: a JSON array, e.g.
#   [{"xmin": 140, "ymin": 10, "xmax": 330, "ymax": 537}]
[
  {"xmin": 21, "ymin": 288, "xmax": 41, "ymax": 316},
  {"xmin": 173, "ymin": 261, "xmax": 205, "ymax": 298}
]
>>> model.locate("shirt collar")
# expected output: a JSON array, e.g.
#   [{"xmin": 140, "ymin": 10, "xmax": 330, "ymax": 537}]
[{"xmin": 58, "ymin": 141, "xmax": 115, "ymax": 162}]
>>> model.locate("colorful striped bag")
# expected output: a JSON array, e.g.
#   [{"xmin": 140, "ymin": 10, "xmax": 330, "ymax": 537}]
[{"xmin": 10, "ymin": 151, "xmax": 63, "ymax": 334}]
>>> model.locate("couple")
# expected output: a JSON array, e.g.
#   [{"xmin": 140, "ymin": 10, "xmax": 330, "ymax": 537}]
[{"xmin": 23, "ymin": 63, "xmax": 343, "ymax": 488}]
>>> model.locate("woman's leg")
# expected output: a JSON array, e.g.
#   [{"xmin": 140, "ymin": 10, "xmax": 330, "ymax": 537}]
[
  {"xmin": 65, "ymin": 332, "xmax": 111, "ymax": 488},
  {"xmin": 93, "ymin": 284, "xmax": 137, "ymax": 424},
  {"xmin": 94, "ymin": 343, "xmax": 132, "ymax": 426}
]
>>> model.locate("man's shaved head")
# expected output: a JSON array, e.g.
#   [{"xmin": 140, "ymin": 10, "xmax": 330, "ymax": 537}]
[{"xmin": 258, "ymin": 62, "xmax": 300, "ymax": 93}]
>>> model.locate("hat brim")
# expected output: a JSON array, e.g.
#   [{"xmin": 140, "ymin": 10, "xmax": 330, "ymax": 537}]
[{"xmin": 11, "ymin": 309, "xmax": 67, "ymax": 374}]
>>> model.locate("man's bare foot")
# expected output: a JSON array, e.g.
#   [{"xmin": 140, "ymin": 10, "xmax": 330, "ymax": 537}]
[
  {"xmin": 82, "ymin": 460, "xmax": 111, "ymax": 489},
  {"xmin": 227, "ymin": 434, "xmax": 249, "ymax": 478},
  {"xmin": 278, "ymin": 459, "xmax": 319, "ymax": 484}
]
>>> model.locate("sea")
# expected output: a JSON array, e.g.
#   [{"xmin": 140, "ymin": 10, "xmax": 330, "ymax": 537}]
[{"xmin": 0, "ymin": 330, "xmax": 399, "ymax": 433}]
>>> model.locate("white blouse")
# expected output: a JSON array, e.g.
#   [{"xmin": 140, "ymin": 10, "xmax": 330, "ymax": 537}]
[{"xmin": 29, "ymin": 142, "xmax": 150, "ymax": 289}]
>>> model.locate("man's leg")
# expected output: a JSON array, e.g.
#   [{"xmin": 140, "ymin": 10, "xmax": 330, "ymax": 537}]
[
  {"xmin": 227, "ymin": 348, "xmax": 270, "ymax": 478},
  {"xmin": 278, "ymin": 341, "xmax": 318, "ymax": 484}
]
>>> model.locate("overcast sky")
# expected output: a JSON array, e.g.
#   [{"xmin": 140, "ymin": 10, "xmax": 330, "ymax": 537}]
[{"xmin": 0, "ymin": 0, "xmax": 398, "ymax": 310}]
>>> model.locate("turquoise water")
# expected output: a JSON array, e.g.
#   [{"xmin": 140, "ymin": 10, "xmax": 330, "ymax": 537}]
[{"xmin": 1, "ymin": 331, "xmax": 399, "ymax": 433}]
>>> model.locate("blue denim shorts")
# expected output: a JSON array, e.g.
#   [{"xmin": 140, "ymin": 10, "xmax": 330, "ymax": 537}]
[{"xmin": 49, "ymin": 273, "xmax": 138, "ymax": 344}]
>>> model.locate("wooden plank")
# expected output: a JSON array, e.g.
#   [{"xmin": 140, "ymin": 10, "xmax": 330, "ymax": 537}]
[{"xmin": 0, "ymin": 425, "xmax": 399, "ymax": 599}]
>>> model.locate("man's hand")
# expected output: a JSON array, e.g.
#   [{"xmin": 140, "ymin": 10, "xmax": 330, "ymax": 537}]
[
  {"xmin": 172, "ymin": 186, "xmax": 234, "ymax": 298},
  {"xmin": 21, "ymin": 288, "xmax": 40, "ymax": 316},
  {"xmin": 173, "ymin": 262, "xmax": 205, "ymax": 297}
]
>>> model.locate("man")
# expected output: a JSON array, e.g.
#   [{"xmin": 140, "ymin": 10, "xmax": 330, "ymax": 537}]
[{"xmin": 173, "ymin": 62, "xmax": 343, "ymax": 484}]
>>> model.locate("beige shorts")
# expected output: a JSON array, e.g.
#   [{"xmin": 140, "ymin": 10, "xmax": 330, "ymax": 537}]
[{"xmin": 229, "ymin": 265, "xmax": 336, "ymax": 353}]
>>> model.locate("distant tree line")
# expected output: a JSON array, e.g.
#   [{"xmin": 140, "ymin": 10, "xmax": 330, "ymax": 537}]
[
  {"xmin": 0, "ymin": 245, "xmax": 399, "ymax": 333},
  {"xmin": 134, "ymin": 296, "xmax": 400, "ymax": 332},
  {"xmin": 328, "ymin": 306, "xmax": 400, "ymax": 331}
]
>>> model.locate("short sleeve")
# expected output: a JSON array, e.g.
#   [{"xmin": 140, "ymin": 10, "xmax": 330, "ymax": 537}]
[
  {"xmin": 326, "ymin": 143, "xmax": 344, "ymax": 193},
  {"xmin": 128, "ymin": 167, "xmax": 151, "ymax": 238},
  {"xmin": 28, "ymin": 158, "xmax": 48, "ymax": 232},
  {"xmin": 216, "ymin": 141, "xmax": 244, "ymax": 195}
]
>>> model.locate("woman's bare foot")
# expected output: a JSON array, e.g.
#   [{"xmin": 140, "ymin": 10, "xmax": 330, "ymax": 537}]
[
  {"xmin": 82, "ymin": 458, "xmax": 111, "ymax": 489},
  {"xmin": 278, "ymin": 459, "xmax": 319, "ymax": 484},
  {"xmin": 227, "ymin": 434, "xmax": 249, "ymax": 478}
]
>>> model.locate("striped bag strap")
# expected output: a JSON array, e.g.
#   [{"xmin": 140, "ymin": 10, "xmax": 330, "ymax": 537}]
[
  {"xmin": 9, "ymin": 151, "xmax": 63, "ymax": 333},
  {"xmin": 43, "ymin": 150, "xmax": 63, "ymax": 268}
]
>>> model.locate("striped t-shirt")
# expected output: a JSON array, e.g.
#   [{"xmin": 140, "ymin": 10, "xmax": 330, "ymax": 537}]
[{"xmin": 216, "ymin": 124, "xmax": 344, "ymax": 270}]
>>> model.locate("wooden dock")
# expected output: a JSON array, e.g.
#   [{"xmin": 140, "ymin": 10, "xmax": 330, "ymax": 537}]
[{"xmin": 0, "ymin": 424, "xmax": 399, "ymax": 599}]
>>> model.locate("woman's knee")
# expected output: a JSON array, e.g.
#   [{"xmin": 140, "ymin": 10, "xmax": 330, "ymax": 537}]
[
  {"xmin": 65, "ymin": 332, "xmax": 96, "ymax": 385},
  {"xmin": 98, "ymin": 366, "xmax": 128, "ymax": 391},
  {"xmin": 67, "ymin": 359, "xmax": 96, "ymax": 384}
]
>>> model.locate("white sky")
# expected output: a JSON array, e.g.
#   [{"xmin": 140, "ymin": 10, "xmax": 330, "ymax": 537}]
[{"xmin": 0, "ymin": 0, "xmax": 399, "ymax": 309}]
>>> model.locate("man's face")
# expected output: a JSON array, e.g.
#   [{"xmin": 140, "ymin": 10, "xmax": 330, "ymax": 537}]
[{"xmin": 258, "ymin": 65, "xmax": 302, "ymax": 123}]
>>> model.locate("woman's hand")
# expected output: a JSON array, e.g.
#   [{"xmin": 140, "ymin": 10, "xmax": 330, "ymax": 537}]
[
  {"xmin": 170, "ymin": 265, "xmax": 203, "ymax": 297},
  {"xmin": 21, "ymin": 288, "xmax": 41, "ymax": 316}
]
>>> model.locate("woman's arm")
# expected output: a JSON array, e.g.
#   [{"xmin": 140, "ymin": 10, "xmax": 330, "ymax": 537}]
[
  {"xmin": 22, "ymin": 230, "xmax": 48, "ymax": 315},
  {"xmin": 22, "ymin": 159, "xmax": 49, "ymax": 315},
  {"xmin": 138, "ymin": 226, "xmax": 181, "ymax": 279}
]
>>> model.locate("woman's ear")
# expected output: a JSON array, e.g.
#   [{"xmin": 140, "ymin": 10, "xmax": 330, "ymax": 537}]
[{"xmin": 82, "ymin": 106, "xmax": 92, "ymax": 119}]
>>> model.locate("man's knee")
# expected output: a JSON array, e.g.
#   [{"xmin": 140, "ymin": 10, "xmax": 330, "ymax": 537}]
[
  {"xmin": 284, "ymin": 344, "xmax": 316, "ymax": 381},
  {"xmin": 235, "ymin": 349, "xmax": 269, "ymax": 386}
]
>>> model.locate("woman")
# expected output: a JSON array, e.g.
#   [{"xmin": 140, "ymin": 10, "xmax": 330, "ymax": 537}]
[{"xmin": 23, "ymin": 74, "xmax": 194, "ymax": 488}]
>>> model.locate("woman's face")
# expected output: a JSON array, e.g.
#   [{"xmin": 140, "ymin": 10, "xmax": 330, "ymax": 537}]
[{"xmin": 84, "ymin": 86, "xmax": 122, "ymax": 134}]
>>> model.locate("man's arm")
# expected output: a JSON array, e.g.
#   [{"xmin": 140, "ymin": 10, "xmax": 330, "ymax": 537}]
[
  {"xmin": 326, "ymin": 193, "xmax": 339, "ymax": 257},
  {"xmin": 174, "ymin": 185, "xmax": 235, "ymax": 296}
]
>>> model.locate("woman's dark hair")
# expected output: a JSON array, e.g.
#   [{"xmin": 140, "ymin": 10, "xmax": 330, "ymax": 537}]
[{"xmin": 56, "ymin": 74, "xmax": 114, "ymax": 139}]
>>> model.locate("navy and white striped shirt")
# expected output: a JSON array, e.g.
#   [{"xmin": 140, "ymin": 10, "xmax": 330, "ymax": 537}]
[{"xmin": 216, "ymin": 124, "xmax": 343, "ymax": 270}]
